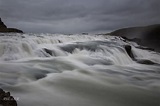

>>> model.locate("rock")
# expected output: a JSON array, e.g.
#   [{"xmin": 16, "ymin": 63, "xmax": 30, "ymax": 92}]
[
  {"xmin": 43, "ymin": 48, "xmax": 53, "ymax": 56},
  {"xmin": 136, "ymin": 46, "xmax": 154, "ymax": 51},
  {"xmin": 0, "ymin": 88, "xmax": 17, "ymax": 106},
  {"xmin": 82, "ymin": 33, "xmax": 88, "ymax": 35},
  {"xmin": 0, "ymin": 18, "xmax": 7, "ymax": 28},
  {"xmin": 121, "ymin": 36, "xmax": 142, "ymax": 44},
  {"xmin": 0, "ymin": 28, "xmax": 23, "ymax": 33},
  {"xmin": 0, "ymin": 18, "xmax": 23, "ymax": 33},
  {"xmin": 108, "ymin": 24, "xmax": 160, "ymax": 52},
  {"xmin": 124, "ymin": 45, "xmax": 135, "ymax": 59},
  {"xmin": 123, "ymin": 45, "xmax": 157, "ymax": 64},
  {"xmin": 136, "ymin": 59, "xmax": 156, "ymax": 65}
]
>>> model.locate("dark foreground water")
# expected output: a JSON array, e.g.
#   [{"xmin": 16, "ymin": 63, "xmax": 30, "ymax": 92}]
[{"xmin": 0, "ymin": 33, "xmax": 160, "ymax": 106}]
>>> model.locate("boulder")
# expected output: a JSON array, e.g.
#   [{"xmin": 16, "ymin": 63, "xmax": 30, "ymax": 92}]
[
  {"xmin": 0, "ymin": 88, "xmax": 17, "ymax": 106},
  {"xmin": 43, "ymin": 48, "xmax": 53, "ymax": 56},
  {"xmin": 124, "ymin": 45, "xmax": 135, "ymax": 59}
]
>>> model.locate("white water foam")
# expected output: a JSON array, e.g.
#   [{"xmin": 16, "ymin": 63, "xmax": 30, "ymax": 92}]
[{"xmin": 0, "ymin": 33, "xmax": 160, "ymax": 106}]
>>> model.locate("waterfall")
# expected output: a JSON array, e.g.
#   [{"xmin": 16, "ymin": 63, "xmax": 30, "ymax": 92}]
[{"xmin": 0, "ymin": 33, "xmax": 160, "ymax": 106}]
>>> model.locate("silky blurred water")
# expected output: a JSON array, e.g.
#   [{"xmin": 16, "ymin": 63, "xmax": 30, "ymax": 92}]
[{"xmin": 0, "ymin": 33, "xmax": 160, "ymax": 106}]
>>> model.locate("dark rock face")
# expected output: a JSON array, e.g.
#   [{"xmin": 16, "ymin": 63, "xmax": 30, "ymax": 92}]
[
  {"xmin": 108, "ymin": 24, "xmax": 160, "ymax": 52},
  {"xmin": 43, "ymin": 48, "xmax": 53, "ymax": 56},
  {"xmin": 0, "ymin": 88, "xmax": 17, "ymax": 106},
  {"xmin": 136, "ymin": 59, "xmax": 156, "ymax": 65},
  {"xmin": 0, "ymin": 18, "xmax": 23, "ymax": 33},
  {"xmin": 124, "ymin": 45, "xmax": 135, "ymax": 59},
  {"xmin": 123, "ymin": 45, "xmax": 157, "ymax": 65},
  {"xmin": 0, "ymin": 18, "xmax": 7, "ymax": 28}
]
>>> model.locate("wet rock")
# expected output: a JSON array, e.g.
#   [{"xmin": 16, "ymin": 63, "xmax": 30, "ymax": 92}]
[
  {"xmin": 121, "ymin": 36, "xmax": 142, "ymax": 44},
  {"xmin": 124, "ymin": 45, "xmax": 135, "ymax": 59},
  {"xmin": 135, "ymin": 46, "xmax": 154, "ymax": 51},
  {"xmin": 43, "ymin": 48, "xmax": 53, "ymax": 56},
  {"xmin": 136, "ymin": 59, "xmax": 156, "ymax": 65},
  {"xmin": 0, "ymin": 88, "xmax": 17, "ymax": 106}
]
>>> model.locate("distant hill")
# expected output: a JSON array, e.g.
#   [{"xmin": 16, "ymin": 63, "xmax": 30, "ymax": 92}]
[
  {"xmin": 107, "ymin": 24, "xmax": 160, "ymax": 52},
  {"xmin": 0, "ymin": 18, "xmax": 23, "ymax": 33}
]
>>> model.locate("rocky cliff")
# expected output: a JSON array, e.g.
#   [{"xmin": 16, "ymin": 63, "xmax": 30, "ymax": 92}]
[
  {"xmin": 0, "ymin": 18, "xmax": 23, "ymax": 33},
  {"xmin": 108, "ymin": 24, "xmax": 160, "ymax": 52}
]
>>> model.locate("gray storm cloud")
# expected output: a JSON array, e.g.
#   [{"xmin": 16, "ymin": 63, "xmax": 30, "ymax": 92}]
[{"xmin": 0, "ymin": 0, "xmax": 160, "ymax": 33}]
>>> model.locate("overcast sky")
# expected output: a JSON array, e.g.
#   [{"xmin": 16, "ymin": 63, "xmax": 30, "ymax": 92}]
[{"xmin": 0, "ymin": 0, "xmax": 160, "ymax": 34}]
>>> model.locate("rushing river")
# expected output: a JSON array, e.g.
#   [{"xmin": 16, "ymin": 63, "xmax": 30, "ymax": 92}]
[{"xmin": 0, "ymin": 33, "xmax": 160, "ymax": 106}]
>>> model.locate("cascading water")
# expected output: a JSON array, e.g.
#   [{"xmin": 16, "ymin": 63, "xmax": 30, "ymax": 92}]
[{"xmin": 0, "ymin": 33, "xmax": 160, "ymax": 106}]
